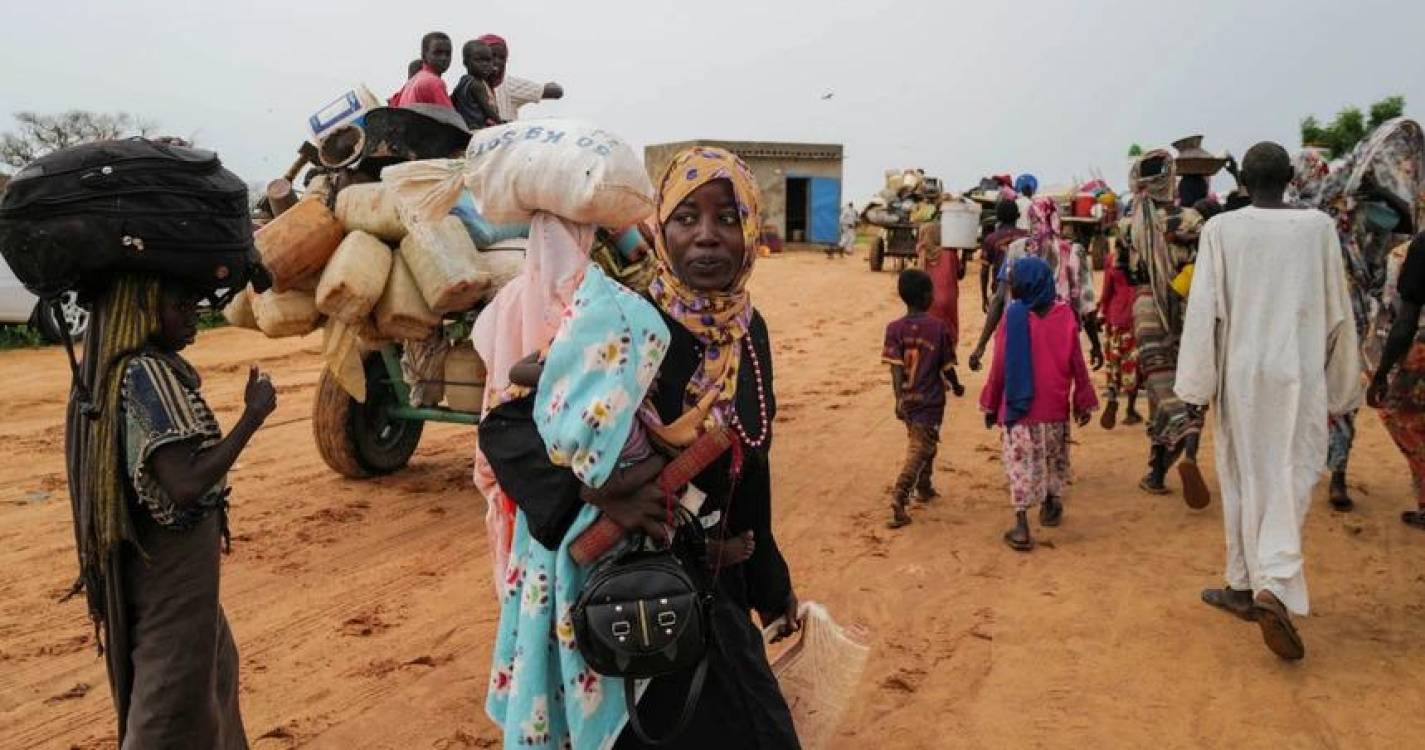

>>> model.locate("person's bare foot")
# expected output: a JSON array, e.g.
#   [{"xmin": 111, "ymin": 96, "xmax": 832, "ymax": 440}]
[
  {"xmin": 888, "ymin": 502, "xmax": 912, "ymax": 529},
  {"xmin": 1122, "ymin": 407, "xmax": 1144, "ymax": 426},
  {"xmin": 707, "ymin": 530, "xmax": 755, "ymax": 570},
  {"xmin": 915, "ymin": 487, "xmax": 941, "ymax": 504}
]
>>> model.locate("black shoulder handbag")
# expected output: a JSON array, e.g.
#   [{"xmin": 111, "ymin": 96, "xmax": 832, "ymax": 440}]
[{"xmin": 572, "ymin": 510, "xmax": 712, "ymax": 746}]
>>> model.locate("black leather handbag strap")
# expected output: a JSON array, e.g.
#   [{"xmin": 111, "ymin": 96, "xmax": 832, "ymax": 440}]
[{"xmin": 623, "ymin": 653, "xmax": 709, "ymax": 746}]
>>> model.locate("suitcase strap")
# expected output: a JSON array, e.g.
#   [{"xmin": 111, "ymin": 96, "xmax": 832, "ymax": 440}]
[{"xmin": 52, "ymin": 298, "xmax": 97, "ymax": 418}]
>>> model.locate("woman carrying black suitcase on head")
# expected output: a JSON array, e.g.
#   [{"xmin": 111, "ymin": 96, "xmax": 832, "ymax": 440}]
[
  {"xmin": 0, "ymin": 136, "xmax": 272, "ymax": 749},
  {"xmin": 2, "ymin": 136, "xmax": 272, "ymax": 750},
  {"xmin": 66, "ymin": 274, "xmax": 275, "ymax": 749}
]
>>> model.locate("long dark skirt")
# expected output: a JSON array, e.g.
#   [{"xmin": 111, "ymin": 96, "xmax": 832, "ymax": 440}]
[
  {"xmin": 112, "ymin": 509, "xmax": 247, "ymax": 750},
  {"xmin": 616, "ymin": 594, "xmax": 799, "ymax": 750}
]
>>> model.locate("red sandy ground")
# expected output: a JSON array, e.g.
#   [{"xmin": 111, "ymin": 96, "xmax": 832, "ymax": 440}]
[{"xmin": 1, "ymin": 253, "xmax": 1422, "ymax": 749}]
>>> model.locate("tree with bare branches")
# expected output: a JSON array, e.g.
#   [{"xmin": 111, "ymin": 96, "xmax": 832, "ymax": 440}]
[{"xmin": 0, "ymin": 111, "xmax": 159, "ymax": 173}]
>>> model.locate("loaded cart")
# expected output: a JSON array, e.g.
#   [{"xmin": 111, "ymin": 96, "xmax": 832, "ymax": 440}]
[
  {"xmin": 240, "ymin": 100, "xmax": 514, "ymax": 479},
  {"xmin": 243, "ymin": 96, "xmax": 657, "ymax": 481},
  {"xmin": 865, "ymin": 222, "xmax": 920, "ymax": 272},
  {"xmin": 860, "ymin": 169, "xmax": 950, "ymax": 272},
  {"xmin": 863, "ymin": 194, "xmax": 982, "ymax": 272},
  {"xmin": 308, "ymin": 223, "xmax": 639, "ymax": 479}
]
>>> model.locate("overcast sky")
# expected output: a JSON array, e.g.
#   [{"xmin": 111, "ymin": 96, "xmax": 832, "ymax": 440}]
[{"xmin": 3, "ymin": 0, "xmax": 1422, "ymax": 203}]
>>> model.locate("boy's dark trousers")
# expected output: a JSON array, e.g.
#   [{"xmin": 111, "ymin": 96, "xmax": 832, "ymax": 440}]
[{"xmin": 893, "ymin": 420, "xmax": 940, "ymax": 504}]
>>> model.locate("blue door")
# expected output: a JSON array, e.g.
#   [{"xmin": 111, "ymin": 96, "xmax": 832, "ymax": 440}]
[{"xmin": 807, "ymin": 177, "xmax": 842, "ymax": 244}]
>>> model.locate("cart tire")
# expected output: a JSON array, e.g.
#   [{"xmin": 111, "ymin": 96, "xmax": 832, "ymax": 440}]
[
  {"xmin": 33, "ymin": 292, "xmax": 89, "ymax": 344},
  {"xmin": 869, "ymin": 238, "xmax": 885, "ymax": 272},
  {"xmin": 313, "ymin": 353, "xmax": 424, "ymax": 478}
]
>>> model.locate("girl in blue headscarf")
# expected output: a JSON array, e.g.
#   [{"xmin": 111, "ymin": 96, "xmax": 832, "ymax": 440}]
[{"xmin": 980, "ymin": 256, "xmax": 1099, "ymax": 551}]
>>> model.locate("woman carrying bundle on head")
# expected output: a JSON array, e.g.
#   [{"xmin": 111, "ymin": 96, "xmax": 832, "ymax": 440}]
[{"xmin": 1126, "ymin": 150, "xmax": 1211, "ymax": 505}]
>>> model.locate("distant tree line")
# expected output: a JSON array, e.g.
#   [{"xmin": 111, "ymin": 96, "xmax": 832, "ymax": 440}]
[
  {"xmin": 0, "ymin": 111, "xmax": 159, "ymax": 175},
  {"xmin": 1301, "ymin": 96, "xmax": 1406, "ymax": 158},
  {"xmin": 1119, "ymin": 96, "xmax": 1408, "ymax": 166}
]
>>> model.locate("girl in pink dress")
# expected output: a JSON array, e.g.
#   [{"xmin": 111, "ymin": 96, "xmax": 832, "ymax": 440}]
[{"xmin": 980, "ymin": 256, "xmax": 1099, "ymax": 551}]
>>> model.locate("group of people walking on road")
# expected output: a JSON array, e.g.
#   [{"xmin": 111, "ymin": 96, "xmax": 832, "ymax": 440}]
[{"xmin": 881, "ymin": 129, "xmax": 1425, "ymax": 662}]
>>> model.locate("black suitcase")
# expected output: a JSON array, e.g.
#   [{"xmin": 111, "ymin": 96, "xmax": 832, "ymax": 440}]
[{"xmin": 0, "ymin": 137, "xmax": 260, "ymax": 300}]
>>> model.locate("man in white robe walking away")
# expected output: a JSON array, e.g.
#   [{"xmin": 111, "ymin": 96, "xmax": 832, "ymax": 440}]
[{"xmin": 1175, "ymin": 142, "xmax": 1363, "ymax": 661}]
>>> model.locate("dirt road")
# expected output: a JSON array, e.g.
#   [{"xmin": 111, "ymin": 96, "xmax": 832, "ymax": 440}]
[{"xmin": 2, "ymin": 252, "xmax": 1423, "ymax": 749}]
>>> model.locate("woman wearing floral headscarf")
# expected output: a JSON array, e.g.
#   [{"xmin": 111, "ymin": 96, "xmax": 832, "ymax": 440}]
[{"xmin": 479, "ymin": 147, "xmax": 800, "ymax": 749}]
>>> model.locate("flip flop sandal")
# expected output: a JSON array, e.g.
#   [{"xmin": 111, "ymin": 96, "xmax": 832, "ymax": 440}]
[
  {"xmin": 1253, "ymin": 593, "xmax": 1305, "ymax": 660},
  {"xmin": 1138, "ymin": 477, "xmax": 1171, "ymax": 496},
  {"xmin": 887, "ymin": 504, "xmax": 912, "ymax": 529},
  {"xmin": 1100, "ymin": 400, "xmax": 1119, "ymax": 430},
  {"xmin": 1200, "ymin": 588, "xmax": 1255, "ymax": 622},
  {"xmin": 1401, "ymin": 510, "xmax": 1425, "ymax": 530},
  {"xmin": 1039, "ymin": 499, "xmax": 1063, "ymax": 528},
  {"xmin": 1002, "ymin": 530, "xmax": 1034, "ymax": 552},
  {"xmin": 1178, "ymin": 461, "xmax": 1211, "ymax": 510}
]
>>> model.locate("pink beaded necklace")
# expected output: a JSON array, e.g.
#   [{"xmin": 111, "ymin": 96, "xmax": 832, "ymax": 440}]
[{"xmin": 730, "ymin": 340, "xmax": 770, "ymax": 449}]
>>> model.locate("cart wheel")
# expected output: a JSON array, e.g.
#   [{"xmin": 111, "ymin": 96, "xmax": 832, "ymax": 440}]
[
  {"xmin": 313, "ymin": 353, "xmax": 424, "ymax": 478},
  {"xmin": 869, "ymin": 238, "xmax": 885, "ymax": 272},
  {"xmin": 34, "ymin": 291, "xmax": 89, "ymax": 344}
]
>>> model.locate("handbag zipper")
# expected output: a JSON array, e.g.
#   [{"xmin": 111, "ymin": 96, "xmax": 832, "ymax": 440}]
[{"xmin": 637, "ymin": 600, "xmax": 651, "ymax": 648}]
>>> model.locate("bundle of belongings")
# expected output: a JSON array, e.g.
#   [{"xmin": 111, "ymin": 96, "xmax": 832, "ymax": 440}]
[
  {"xmin": 228, "ymin": 104, "xmax": 656, "ymax": 409},
  {"xmin": 0, "ymin": 138, "xmax": 260, "ymax": 303},
  {"xmin": 864, "ymin": 168, "xmax": 945, "ymax": 227},
  {"xmin": 0, "ymin": 137, "xmax": 262, "ymax": 393},
  {"xmin": 1307, "ymin": 117, "xmax": 1424, "ymax": 371}
]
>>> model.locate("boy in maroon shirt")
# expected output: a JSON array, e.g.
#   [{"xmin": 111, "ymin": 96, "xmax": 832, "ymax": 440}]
[{"xmin": 883, "ymin": 269, "xmax": 959, "ymax": 528}]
